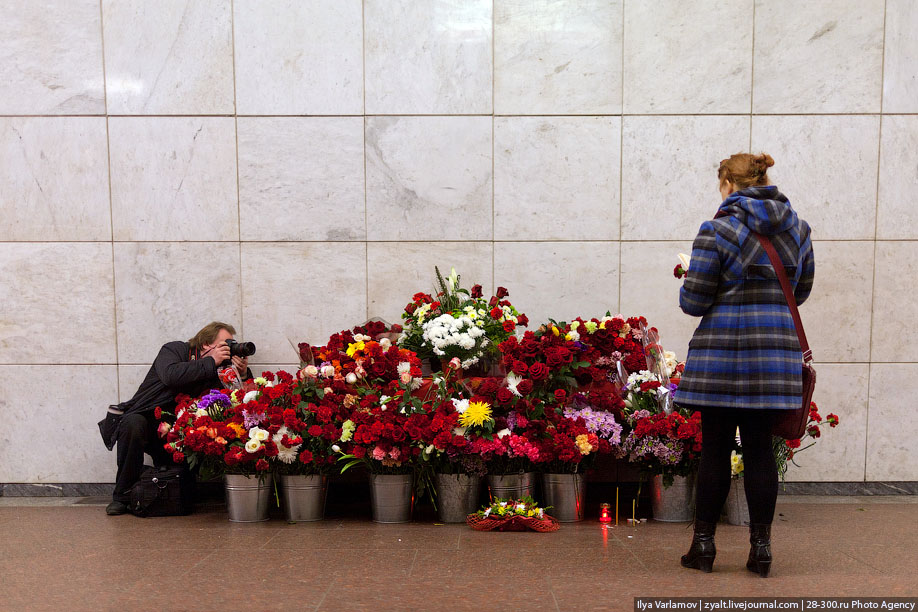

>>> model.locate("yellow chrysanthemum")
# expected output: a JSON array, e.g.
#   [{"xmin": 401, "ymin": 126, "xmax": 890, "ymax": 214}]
[
  {"xmin": 458, "ymin": 400, "xmax": 493, "ymax": 428},
  {"xmin": 227, "ymin": 422, "xmax": 246, "ymax": 439},
  {"xmin": 346, "ymin": 341, "xmax": 365, "ymax": 358},
  {"xmin": 575, "ymin": 434, "xmax": 594, "ymax": 455}
]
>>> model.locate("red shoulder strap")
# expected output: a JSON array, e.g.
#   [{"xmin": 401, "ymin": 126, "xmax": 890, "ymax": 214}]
[{"xmin": 751, "ymin": 232, "xmax": 812, "ymax": 363}]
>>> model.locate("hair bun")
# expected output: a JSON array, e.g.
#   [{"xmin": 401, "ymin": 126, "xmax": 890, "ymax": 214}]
[{"xmin": 758, "ymin": 153, "xmax": 775, "ymax": 168}]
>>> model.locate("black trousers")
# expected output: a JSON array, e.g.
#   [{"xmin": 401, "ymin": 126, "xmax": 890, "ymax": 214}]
[
  {"xmin": 113, "ymin": 412, "xmax": 171, "ymax": 502},
  {"xmin": 694, "ymin": 407, "xmax": 779, "ymax": 525}
]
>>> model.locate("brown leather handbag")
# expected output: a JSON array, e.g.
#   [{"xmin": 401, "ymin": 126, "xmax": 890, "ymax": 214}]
[{"xmin": 752, "ymin": 232, "xmax": 816, "ymax": 440}]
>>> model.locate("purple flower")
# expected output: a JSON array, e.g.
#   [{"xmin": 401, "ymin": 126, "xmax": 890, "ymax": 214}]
[
  {"xmin": 198, "ymin": 391, "xmax": 231, "ymax": 412},
  {"xmin": 242, "ymin": 409, "xmax": 265, "ymax": 429}
]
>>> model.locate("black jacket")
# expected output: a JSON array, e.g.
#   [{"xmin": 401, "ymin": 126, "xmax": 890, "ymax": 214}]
[{"xmin": 119, "ymin": 341, "xmax": 226, "ymax": 416}]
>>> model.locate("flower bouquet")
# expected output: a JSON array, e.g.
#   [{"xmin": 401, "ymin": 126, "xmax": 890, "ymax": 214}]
[
  {"xmin": 619, "ymin": 401, "xmax": 703, "ymax": 488},
  {"xmin": 398, "ymin": 267, "xmax": 527, "ymax": 371},
  {"xmin": 466, "ymin": 496, "xmax": 559, "ymax": 532},
  {"xmin": 773, "ymin": 401, "xmax": 840, "ymax": 483}
]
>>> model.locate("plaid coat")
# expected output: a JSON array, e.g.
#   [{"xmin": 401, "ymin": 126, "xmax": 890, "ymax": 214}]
[{"xmin": 676, "ymin": 186, "xmax": 814, "ymax": 411}]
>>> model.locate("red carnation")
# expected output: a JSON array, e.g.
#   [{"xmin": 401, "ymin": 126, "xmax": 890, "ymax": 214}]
[
  {"xmin": 172, "ymin": 451, "xmax": 184, "ymax": 463},
  {"xmin": 826, "ymin": 413, "xmax": 839, "ymax": 427},
  {"xmin": 496, "ymin": 286, "xmax": 509, "ymax": 298},
  {"xmin": 299, "ymin": 449, "xmax": 314, "ymax": 464},
  {"xmin": 154, "ymin": 406, "xmax": 162, "ymax": 420},
  {"xmin": 502, "ymin": 320, "xmax": 515, "ymax": 333},
  {"xmin": 352, "ymin": 445, "xmax": 367, "ymax": 458},
  {"xmin": 528, "ymin": 362, "xmax": 549, "ymax": 381},
  {"xmin": 256, "ymin": 459, "xmax": 269, "ymax": 471},
  {"xmin": 490, "ymin": 307, "xmax": 503, "ymax": 319},
  {"xmin": 308, "ymin": 425, "xmax": 323, "ymax": 437}
]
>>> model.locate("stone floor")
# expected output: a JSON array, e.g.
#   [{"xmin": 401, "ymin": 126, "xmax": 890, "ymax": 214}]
[{"xmin": 0, "ymin": 495, "xmax": 915, "ymax": 611}]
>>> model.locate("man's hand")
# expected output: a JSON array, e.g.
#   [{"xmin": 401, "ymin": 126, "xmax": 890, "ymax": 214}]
[
  {"xmin": 231, "ymin": 355, "xmax": 249, "ymax": 373},
  {"xmin": 207, "ymin": 341, "xmax": 231, "ymax": 366}
]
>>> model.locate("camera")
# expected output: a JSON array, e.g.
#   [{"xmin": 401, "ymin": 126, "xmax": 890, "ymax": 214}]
[{"xmin": 225, "ymin": 339, "xmax": 256, "ymax": 358}]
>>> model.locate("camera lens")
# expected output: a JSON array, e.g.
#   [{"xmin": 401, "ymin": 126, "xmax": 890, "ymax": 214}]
[{"xmin": 226, "ymin": 339, "xmax": 256, "ymax": 358}]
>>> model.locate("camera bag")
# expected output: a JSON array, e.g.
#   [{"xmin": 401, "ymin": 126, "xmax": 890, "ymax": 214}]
[{"xmin": 130, "ymin": 465, "xmax": 194, "ymax": 517}]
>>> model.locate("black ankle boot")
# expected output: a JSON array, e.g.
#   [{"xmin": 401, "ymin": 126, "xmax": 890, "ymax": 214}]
[
  {"xmin": 746, "ymin": 523, "xmax": 772, "ymax": 577},
  {"xmin": 681, "ymin": 519, "xmax": 717, "ymax": 573}
]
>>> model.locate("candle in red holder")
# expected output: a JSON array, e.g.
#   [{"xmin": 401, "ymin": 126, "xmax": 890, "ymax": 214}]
[{"xmin": 599, "ymin": 502, "xmax": 612, "ymax": 523}]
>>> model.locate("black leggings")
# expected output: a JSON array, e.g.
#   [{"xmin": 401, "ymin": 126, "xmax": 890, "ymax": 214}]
[{"xmin": 695, "ymin": 407, "xmax": 779, "ymax": 525}]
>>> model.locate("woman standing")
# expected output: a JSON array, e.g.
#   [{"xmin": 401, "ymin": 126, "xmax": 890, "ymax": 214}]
[{"xmin": 676, "ymin": 153, "xmax": 815, "ymax": 577}]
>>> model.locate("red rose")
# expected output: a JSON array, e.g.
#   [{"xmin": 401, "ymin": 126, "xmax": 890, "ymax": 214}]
[
  {"xmin": 517, "ymin": 379, "xmax": 534, "ymax": 396},
  {"xmin": 517, "ymin": 314, "xmax": 529, "ymax": 327},
  {"xmin": 471, "ymin": 284, "xmax": 483, "ymax": 298},
  {"xmin": 553, "ymin": 389, "xmax": 567, "ymax": 401},
  {"xmin": 496, "ymin": 286, "xmax": 509, "ymax": 298},
  {"xmin": 489, "ymin": 296, "xmax": 499, "ymax": 307},
  {"xmin": 502, "ymin": 320, "xmax": 515, "ymax": 333},
  {"xmin": 390, "ymin": 323, "xmax": 403, "ymax": 333},
  {"xmin": 496, "ymin": 388, "xmax": 513, "ymax": 404},
  {"xmin": 512, "ymin": 360, "xmax": 528, "ymax": 375},
  {"xmin": 529, "ymin": 362, "xmax": 549, "ymax": 381},
  {"xmin": 256, "ymin": 459, "xmax": 269, "ymax": 471},
  {"xmin": 405, "ymin": 303, "xmax": 417, "ymax": 314}
]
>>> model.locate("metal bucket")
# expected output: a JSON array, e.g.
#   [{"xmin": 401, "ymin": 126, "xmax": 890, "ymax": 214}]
[
  {"xmin": 369, "ymin": 473, "xmax": 414, "ymax": 523},
  {"xmin": 541, "ymin": 473, "xmax": 585, "ymax": 522},
  {"xmin": 435, "ymin": 473, "xmax": 480, "ymax": 523},
  {"xmin": 650, "ymin": 473, "xmax": 695, "ymax": 522},
  {"xmin": 224, "ymin": 474, "xmax": 273, "ymax": 522},
  {"xmin": 280, "ymin": 474, "xmax": 328, "ymax": 523},
  {"xmin": 487, "ymin": 472, "xmax": 536, "ymax": 501},
  {"xmin": 725, "ymin": 477, "xmax": 750, "ymax": 526}
]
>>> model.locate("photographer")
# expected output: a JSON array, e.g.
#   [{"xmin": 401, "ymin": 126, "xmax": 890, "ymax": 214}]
[{"xmin": 103, "ymin": 321, "xmax": 253, "ymax": 516}]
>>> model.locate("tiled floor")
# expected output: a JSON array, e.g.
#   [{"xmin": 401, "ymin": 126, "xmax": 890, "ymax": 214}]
[{"xmin": 0, "ymin": 496, "xmax": 915, "ymax": 611}]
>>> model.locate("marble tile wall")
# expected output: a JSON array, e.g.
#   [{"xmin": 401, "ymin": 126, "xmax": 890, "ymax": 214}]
[{"xmin": 1, "ymin": 0, "xmax": 915, "ymax": 484}]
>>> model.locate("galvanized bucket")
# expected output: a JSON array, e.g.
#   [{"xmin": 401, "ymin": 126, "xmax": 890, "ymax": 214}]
[
  {"xmin": 725, "ymin": 477, "xmax": 750, "ymax": 526},
  {"xmin": 541, "ymin": 473, "xmax": 585, "ymax": 522},
  {"xmin": 369, "ymin": 473, "xmax": 414, "ymax": 523},
  {"xmin": 487, "ymin": 472, "xmax": 536, "ymax": 501},
  {"xmin": 650, "ymin": 473, "xmax": 695, "ymax": 522},
  {"xmin": 435, "ymin": 473, "xmax": 480, "ymax": 523},
  {"xmin": 280, "ymin": 474, "xmax": 328, "ymax": 523},
  {"xmin": 224, "ymin": 474, "xmax": 273, "ymax": 522}
]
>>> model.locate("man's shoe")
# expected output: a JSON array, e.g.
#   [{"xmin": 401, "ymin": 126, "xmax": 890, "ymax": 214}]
[{"xmin": 106, "ymin": 500, "xmax": 130, "ymax": 515}]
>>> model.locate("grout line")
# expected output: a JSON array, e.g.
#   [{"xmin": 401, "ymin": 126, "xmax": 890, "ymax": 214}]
[
  {"xmin": 0, "ymin": 238, "xmax": 910, "ymax": 245},
  {"xmin": 491, "ymin": 0, "xmax": 496, "ymax": 292},
  {"xmin": 618, "ymin": 0, "xmax": 625, "ymax": 313},
  {"xmin": 749, "ymin": 0, "xmax": 756, "ymax": 126},
  {"xmin": 313, "ymin": 578, "xmax": 335, "ymax": 612},
  {"xmin": 98, "ymin": 0, "xmax": 121, "ymax": 400},
  {"xmin": 230, "ymin": 0, "xmax": 245, "ymax": 338},
  {"xmin": 363, "ymin": 0, "xmax": 370, "ymax": 319},
  {"xmin": 864, "ymin": 0, "xmax": 889, "ymax": 481},
  {"xmin": 9, "ymin": 112, "xmax": 918, "ymax": 119}
]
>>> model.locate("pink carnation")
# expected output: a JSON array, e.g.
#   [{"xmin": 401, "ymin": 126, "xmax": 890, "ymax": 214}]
[{"xmin": 372, "ymin": 446, "xmax": 386, "ymax": 461}]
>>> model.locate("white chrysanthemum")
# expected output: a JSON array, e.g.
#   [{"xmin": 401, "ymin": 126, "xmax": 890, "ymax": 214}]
[
  {"xmin": 568, "ymin": 330, "xmax": 580, "ymax": 341},
  {"xmin": 452, "ymin": 398, "xmax": 469, "ymax": 414},
  {"xmin": 506, "ymin": 372, "xmax": 522, "ymax": 397},
  {"xmin": 397, "ymin": 362, "xmax": 411, "ymax": 375},
  {"xmin": 243, "ymin": 390, "xmax": 258, "ymax": 404},
  {"xmin": 273, "ymin": 426, "xmax": 301, "ymax": 464},
  {"xmin": 496, "ymin": 428, "xmax": 511, "ymax": 439},
  {"xmin": 453, "ymin": 426, "xmax": 468, "ymax": 436}
]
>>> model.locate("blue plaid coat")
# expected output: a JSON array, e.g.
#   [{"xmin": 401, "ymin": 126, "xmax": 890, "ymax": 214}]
[{"xmin": 676, "ymin": 186, "xmax": 814, "ymax": 411}]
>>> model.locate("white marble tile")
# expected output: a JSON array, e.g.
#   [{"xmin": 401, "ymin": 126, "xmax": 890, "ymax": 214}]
[
  {"xmin": 751, "ymin": 115, "xmax": 880, "ymax": 241},
  {"xmin": 876, "ymin": 116, "xmax": 918, "ymax": 240},
  {"xmin": 494, "ymin": 116, "xmax": 620, "ymax": 241},
  {"xmin": 365, "ymin": 0, "xmax": 492, "ymax": 114},
  {"xmin": 240, "ymin": 243, "xmax": 367, "ymax": 364},
  {"xmin": 0, "ymin": 1, "xmax": 105, "ymax": 114},
  {"xmin": 0, "ymin": 366, "xmax": 119, "ymax": 482},
  {"xmin": 866, "ymin": 364, "xmax": 918, "ymax": 481},
  {"xmin": 494, "ymin": 242, "xmax": 620, "ymax": 330},
  {"xmin": 108, "ymin": 117, "xmax": 238, "ymax": 241},
  {"xmin": 366, "ymin": 116, "xmax": 492, "ymax": 241},
  {"xmin": 883, "ymin": 0, "xmax": 918, "ymax": 112},
  {"xmin": 494, "ymin": 0, "xmax": 622, "ymax": 115},
  {"xmin": 623, "ymin": 0, "xmax": 752, "ymax": 114},
  {"xmin": 753, "ymin": 0, "xmax": 884, "ymax": 113},
  {"xmin": 619, "ymin": 241, "xmax": 697, "ymax": 361},
  {"xmin": 118, "ymin": 365, "xmax": 150, "ymax": 404},
  {"xmin": 367, "ymin": 242, "xmax": 494, "ymax": 325},
  {"xmin": 621, "ymin": 116, "xmax": 749, "ymax": 241},
  {"xmin": 798, "ymin": 242, "xmax": 874, "ymax": 363},
  {"xmin": 870, "ymin": 242, "xmax": 918, "ymax": 363},
  {"xmin": 0, "ymin": 118, "xmax": 110, "ymax": 241},
  {"xmin": 784, "ymin": 364, "xmax": 868, "ymax": 482},
  {"xmin": 233, "ymin": 0, "xmax": 363, "ymax": 115},
  {"xmin": 238, "ymin": 117, "xmax": 365, "ymax": 241},
  {"xmin": 114, "ymin": 242, "xmax": 242, "ymax": 364},
  {"xmin": 102, "ymin": 0, "xmax": 234, "ymax": 115},
  {"xmin": 0, "ymin": 243, "xmax": 116, "ymax": 365}
]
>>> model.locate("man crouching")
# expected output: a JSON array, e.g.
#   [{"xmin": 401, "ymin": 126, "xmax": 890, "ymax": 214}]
[{"xmin": 104, "ymin": 322, "xmax": 252, "ymax": 515}]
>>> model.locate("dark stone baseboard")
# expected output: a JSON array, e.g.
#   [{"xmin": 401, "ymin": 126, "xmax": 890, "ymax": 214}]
[{"xmin": 3, "ymin": 480, "xmax": 917, "ymax": 497}]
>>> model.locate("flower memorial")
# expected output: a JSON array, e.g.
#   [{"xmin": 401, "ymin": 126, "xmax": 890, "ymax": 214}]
[{"xmin": 466, "ymin": 496, "xmax": 560, "ymax": 532}]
